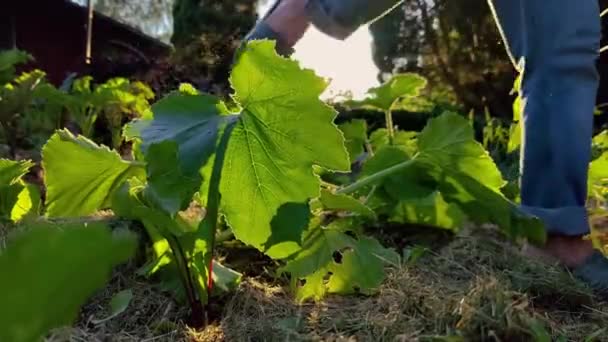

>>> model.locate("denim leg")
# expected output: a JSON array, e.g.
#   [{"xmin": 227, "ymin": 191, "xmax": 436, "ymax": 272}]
[{"xmin": 488, "ymin": 0, "xmax": 601, "ymax": 236}]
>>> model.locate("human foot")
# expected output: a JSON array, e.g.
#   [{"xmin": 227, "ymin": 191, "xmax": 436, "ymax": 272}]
[
  {"xmin": 523, "ymin": 235, "xmax": 608, "ymax": 296},
  {"xmin": 524, "ymin": 235, "xmax": 596, "ymax": 268}
]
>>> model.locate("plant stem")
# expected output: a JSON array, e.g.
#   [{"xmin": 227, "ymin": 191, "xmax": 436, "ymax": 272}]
[
  {"xmin": 385, "ymin": 109, "xmax": 395, "ymax": 144},
  {"xmin": 337, "ymin": 156, "xmax": 418, "ymax": 195},
  {"xmin": 198, "ymin": 121, "xmax": 236, "ymax": 302},
  {"xmin": 165, "ymin": 235, "xmax": 197, "ymax": 315}
]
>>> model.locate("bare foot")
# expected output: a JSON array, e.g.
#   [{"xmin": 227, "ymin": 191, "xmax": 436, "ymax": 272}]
[
  {"xmin": 524, "ymin": 235, "xmax": 596, "ymax": 268},
  {"xmin": 265, "ymin": 0, "xmax": 311, "ymax": 47}
]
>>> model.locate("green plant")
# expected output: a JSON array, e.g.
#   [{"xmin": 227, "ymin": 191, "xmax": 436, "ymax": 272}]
[
  {"xmin": 340, "ymin": 72, "xmax": 543, "ymax": 240},
  {"xmin": 0, "ymin": 221, "xmax": 137, "ymax": 342},
  {"xmin": 0, "ymin": 68, "xmax": 53, "ymax": 154},
  {"xmin": 63, "ymin": 76, "xmax": 154, "ymax": 149},
  {"xmin": 0, "ymin": 142, "xmax": 136, "ymax": 341},
  {"xmin": 39, "ymin": 41, "xmax": 545, "ymax": 327},
  {"xmin": 344, "ymin": 73, "xmax": 427, "ymax": 147},
  {"xmin": 96, "ymin": 78, "xmax": 154, "ymax": 149},
  {"xmin": 0, "ymin": 49, "xmax": 31, "ymax": 84},
  {"xmin": 0, "ymin": 158, "xmax": 40, "ymax": 223},
  {"xmin": 0, "ymin": 50, "xmax": 69, "ymax": 152},
  {"xmin": 0, "ymin": 49, "xmax": 155, "ymax": 153}
]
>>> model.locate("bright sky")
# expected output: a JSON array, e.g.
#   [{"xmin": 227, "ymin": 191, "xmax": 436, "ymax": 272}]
[{"xmin": 257, "ymin": 1, "xmax": 380, "ymax": 100}]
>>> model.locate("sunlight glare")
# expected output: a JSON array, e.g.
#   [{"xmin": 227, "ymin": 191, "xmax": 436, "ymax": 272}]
[{"xmin": 257, "ymin": 0, "xmax": 380, "ymax": 101}]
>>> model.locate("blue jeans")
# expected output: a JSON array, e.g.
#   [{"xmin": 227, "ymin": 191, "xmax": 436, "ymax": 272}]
[{"xmin": 488, "ymin": 0, "xmax": 601, "ymax": 236}]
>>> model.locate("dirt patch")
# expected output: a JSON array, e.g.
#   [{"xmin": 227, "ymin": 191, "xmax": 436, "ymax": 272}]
[
  {"xmin": 45, "ymin": 264, "xmax": 190, "ymax": 342},
  {"xmin": 41, "ymin": 228, "xmax": 608, "ymax": 341},
  {"xmin": 212, "ymin": 230, "xmax": 608, "ymax": 341}
]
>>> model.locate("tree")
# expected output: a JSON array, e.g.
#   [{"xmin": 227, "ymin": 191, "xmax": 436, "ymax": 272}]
[
  {"xmin": 170, "ymin": 0, "xmax": 257, "ymax": 93},
  {"xmin": 369, "ymin": 0, "xmax": 516, "ymax": 119}
]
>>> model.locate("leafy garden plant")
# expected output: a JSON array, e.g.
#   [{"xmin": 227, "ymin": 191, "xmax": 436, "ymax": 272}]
[
  {"xmin": 36, "ymin": 40, "xmax": 546, "ymax": 327},
  {"xmin": 0, "ymin": 49, "xmax": 154, "ymax": 154},
  {"xmin": 0, "ymin": 157, "xmax": 136, "ymax": 342},
  {"xmin": 63, "ymin": 76, "xmax": 154, "ymax": 149},
  {"xmin": 0, "ymin": 40, "xmax": 556, "ymax": 340}
]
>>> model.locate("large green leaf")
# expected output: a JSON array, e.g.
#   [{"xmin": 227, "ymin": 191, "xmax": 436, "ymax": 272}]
[
  {"xmin": 358, "ymin": 146, "xmax": 461, "ymax": 230},
  {"xmin": 126, "ymin": 93, "xmax": 233, "ymax": 176},
  {"xmin": 345, "ymin": 73, "xmax": 427, "ymax": 112},
  {"xmin": 434, "ymin": 167, "xmax": 545, "ymax": 244},
  {"xmin": 0, "ymin": 222, "xmax": 137, "ymax": 342},
  {"xmin": 220, "ymin": 40, "xmax": 350, "ymax": 258},
  {"xmin": 42, "ymin": 130, "xmax": 145, "ymax": 217},
  {"xmin": 417, "ymin": 112, "xmax": 505, "ymax": 191},
  {"xmin": 281, "ymin": 222, "xmax": 399, "ymax": 302},
  {"xmin": 144, "ymin": 141, "xmax": 201, "ymax": 215},
  {"xmin": 390, "ymin": 191, "xmax": 465, "ymax": 231},
  {"xmin": 363, "ymin": 146, "xmax": 435, "ymax": 192}
]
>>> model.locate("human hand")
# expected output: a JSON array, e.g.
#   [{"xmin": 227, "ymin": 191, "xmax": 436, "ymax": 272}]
[{"xmin": 238, "ymin": 0, "xmax": 310, "ymax": 58}]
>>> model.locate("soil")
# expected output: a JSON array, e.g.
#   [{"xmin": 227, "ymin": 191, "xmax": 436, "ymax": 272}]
[{"xmin": 38, "ymin": 226, "xmax": 608, "ymax": 342}]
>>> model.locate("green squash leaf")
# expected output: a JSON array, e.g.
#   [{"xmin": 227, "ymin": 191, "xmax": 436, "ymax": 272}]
[
  {"xmin": 357, "ymin": 146, "xmax": 459, "ymax": 230},
  {"xmin": 42, "ymin": 130, "xmax": 145, "ymax": 217},
  {"xmin": 280, "ymin": 224, "xmax": 355, "ymax": 281},
  {"xmin": 390, "ymin": 191, "xmax": 465, "ymax": 231},
  {"xmin": 345, "ymin": 73, "xmax": 427, "ymax": 112},
  {"xmin": 325, "ymin": 236, "xmax": 400, "ymax": 295},
  {"xmin": 281, "ymin": 222, "xmax": 399, "ymax": 302},
  {"xmin": 361, "ymin": 146, "xmax": 437, "ymax": 201},
  {"xmin": 220, "ymin": 40, "xmax": 350, "ymax": 258},
  {"xmin": 417, "ymin": 112, "xmax": 505, "ymax": 191},
  {"xmin": 0, "ymin": 222, "xmax": 137, "ymax": 342},
  {"xmin": 126, "ymin": 93, "xmax": 233, "ymax": 176},
  {"xmin": 435, "ymin": 168, "xmax": 545, "ymax": 244},
  {"xmin": 144, "ymin": 141, "xmax": 201, "ymax": 215}
]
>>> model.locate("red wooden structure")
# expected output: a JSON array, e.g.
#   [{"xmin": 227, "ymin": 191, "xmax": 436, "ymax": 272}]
[{"xmin": 1, "ymin": 0, "xmax": 171, "ymax": 85}]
